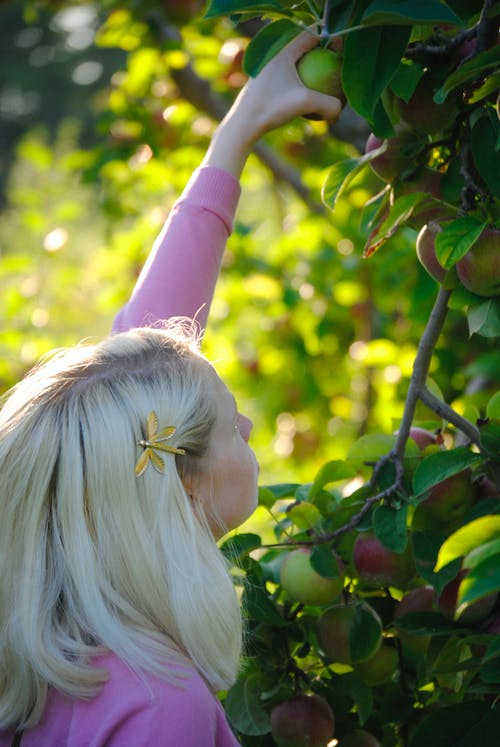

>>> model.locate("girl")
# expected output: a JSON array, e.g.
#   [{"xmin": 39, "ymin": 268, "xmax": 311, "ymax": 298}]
[{"xmin": 0, "ymin": 31, "xmax": 341, "ymax": 746}]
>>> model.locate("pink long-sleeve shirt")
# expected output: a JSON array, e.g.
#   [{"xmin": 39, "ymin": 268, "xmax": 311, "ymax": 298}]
[{"xmin": 0, "ymin": 166, "xmax": 242, "ymax": 747}]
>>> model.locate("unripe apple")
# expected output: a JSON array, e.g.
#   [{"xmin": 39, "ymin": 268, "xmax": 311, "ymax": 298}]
[
  {"xmin": 352, "ymin": 533, "xmax": 415, "ymax": 588},
  {"xmin": 354, "ymin": 641, "xmax": 399, "ymax": 686},
  {"xmin": 280, "ymin": 548, "xmax": 345, "ymax": 606},
  {"xmin": 365, "ymin": 130, "xmax": 414, "ymax": 183},
  {"xmin": 399, "ymin": 74, "xmax": 459, "ymax": 135},
  {"xmin": 438, "ymin": 569, "xmax": 498, "ymax": 623},
  {"xmin": 416, "ymin": 222, "xmax": 447, "ymax": 283},
  {"xmin": 394, "ymin": 585, "xmax": 437, "ymax": 667},
  {"xmin": 340, "ymin": 729, "xmax": 381, "ymax": 747},
  {"xmin": 270, "ymin": 693, "xmax": 335, "ymax": 747},
  {"xmin": 297, "ymin": 47, "xmax": 343, "ymax": 97},
  {"xmin": 418, "ymin": 469, "xmax": 476, "ymax": 525},
  {"xmin": 456, "ymin": 228, "xmax": 500, "ymax": 297},
  {"xmin": 316, "ymin": 603, "xmax": 382, "ymax": 665}
]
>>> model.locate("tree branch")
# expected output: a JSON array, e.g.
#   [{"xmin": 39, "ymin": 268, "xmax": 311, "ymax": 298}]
[{"xmin": 418, "ymin": 387, "xmax": 481, "ymax": 446}]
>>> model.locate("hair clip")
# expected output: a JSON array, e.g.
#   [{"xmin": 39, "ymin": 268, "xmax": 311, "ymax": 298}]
[{"xmin": 135, "ymin": 410, "xmax": 186, "ymax": 477}]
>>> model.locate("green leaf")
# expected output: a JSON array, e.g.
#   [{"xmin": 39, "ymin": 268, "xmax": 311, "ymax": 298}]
[
  {"xmin": 242, "ymin": 19, "xmax": 301, "ymax": 77},
  {"xmin": 224, "ymin": 675, "xmax": 271, "ymax": 736},
  {"xmin": 309, "ymin": 459, "xmax": 357, "ymax": 499},
  {"xmin": 258, "ymin": 486, "xmax": 278, "ymax": 509},
  {"xmin": 413, "ymin": 446, "xmax": 482, "ymax": 498},
  {"xmin": 390, "ymin": 60, "xmax": 425, "ymax": 102},
  {"xmin": 471, "ymin": 110, "xmax": 500, "ymax": 199},
  {"xmin": 221, "ymin": 532, "xmax": 262, "ymax": 562},
  {"xmin": 364, "ymin": 193, "xmax": 426, "ymax": 255},
  {"xmin": 243, "ymin": 581, "xmax": 288, "ymax": 627},
  {"xmin": 435, "ymin": 515, "xmax": 500, "ymax": 571},
  {"xmin": 464, "ymin": 539, "xmax": 500, "ymax": 571},
  {"xmin": 458, "ymin": 554, "xmax": 500, "ymax": 607},
  {"xmin": 434, "ymin": 216, "xmax": 487, "ymax": 269},
  {"xmin": 322, "ymin": 156, "xmax": 367, "ymax": 210},
  {"xmin": 287, "ymin": 501, "xmax": 323, "ymax": 530},
  {"xmin": 434, "ymin": 45, "xmax": 500, "ymax": 103},
  {"xmin": 362, "ymin": 0, "xmax": 463, "ymax": 26},
  {"xmin": 310, "ymin": 544, "xmax": 342, "ymax": 579},
  {"xmin": 204, "ymin": 0, "xmax": 288, "ymax": 19},
  {"xmin": 455, "ymin": 703, "xmax": 500, "ymax": 747},
  {"xmin": 409, "ymin": 701, "xmax": 490, "ymax": 747},
  {"xmin": 468, "ymin": 298, "xmax": 500, "ymax": 338},
  {"xmin": 373, "ymin": 503, "xmax": 408, "ymax": 552},
  {"xmin": 342, "ymin": 25, "xmax": 411, "ymax": 120},
  {"xmin": 346, "ymin": 433, "xmax": 395, "ymax": 470},
  {"xmin": 413, "ymin": 531, "xmax": 462, "ymax": 591}
]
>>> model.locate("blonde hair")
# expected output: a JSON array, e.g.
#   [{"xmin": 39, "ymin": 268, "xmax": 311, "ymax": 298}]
[{"xmin": 0, "ymin": 325, "xmax": 242, "ymax": 730}]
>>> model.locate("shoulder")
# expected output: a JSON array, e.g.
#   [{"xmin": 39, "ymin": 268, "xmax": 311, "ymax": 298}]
[{"xmin": 69, "ymin": 653, "xmax": 240, "ymax": 747}]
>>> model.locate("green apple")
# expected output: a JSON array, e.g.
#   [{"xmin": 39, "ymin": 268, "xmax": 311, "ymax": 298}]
[
  {"xmin": 399, "ymin": 74, "xmax": 459, "ymax": 135},
  {"xmin": 280, "ymin": 548, "xmax": 345, "ymax": 606},
  {"xmin": 270, "ymin": 693, "xmax": 335, "ymax": 747},
  {"xmin": 354, "ymin": 641, "xmax": 399, "ymax": 686},
  {"xmin": 297, "ymin": 47, "xmax": 343, "ymax": 97},
  {"xmin": 316, "ymin": 603, "xmax": 382, "ymax": 665}
]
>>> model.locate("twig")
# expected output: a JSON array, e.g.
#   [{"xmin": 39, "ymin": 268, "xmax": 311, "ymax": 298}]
[{"xmin": 418, "ymin": 387, "xmax": 481, "ymax": 446}]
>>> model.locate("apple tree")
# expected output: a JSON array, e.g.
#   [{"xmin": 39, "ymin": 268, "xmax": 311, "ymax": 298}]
[
  {"xmin": 199, "ymin": 1, "xmax": 500, "ymax": 745},
  {"xmin": 0, "ymin": 0, "xmax": 499, "ymax": 745}
]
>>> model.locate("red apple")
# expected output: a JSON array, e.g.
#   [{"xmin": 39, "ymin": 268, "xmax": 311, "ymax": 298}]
[
  {"xmin": 365, "ymin": 130, "xmax": 414, "ymax": 183},
  {"xmin": 399, "ymin": 74, "xmax": 459, "ymax": 135},
  {"xmin": 418, "ymin": 469, "xmax": 476, "ymax": 525},
  {"xmin": 416, "ymin": 223, "xmax": 447, "ymax": 283},
  {"xmin": 456, "ymin": 228, "xmax": 500, "ymax": 297},
  {"xmin": 438, "ymin": 569, "xmax": 498, "ymax": 623},
  {"xmin": 409, "ymin": 426, "xmax": 438, "ymax": 451},
  {"xmin": 280, "ymin": 548, "xmax": 345, "ymax": 606},
  {"xmin": 270, "ymin": 693, "xmax": 335, "ymax": 747},
  {"xmin": 352, "ymin": 533, "xmax": 415, "ymax": 588},
  {"xmin": 163, "ymin": 0, "xmax": 203, "ymax": 24},
  {"xmin": 394, "ymin": 586, "xmax": 437, "ymax": 667}
]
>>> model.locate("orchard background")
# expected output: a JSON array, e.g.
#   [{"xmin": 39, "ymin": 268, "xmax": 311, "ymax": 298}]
[{"xmin": 0, "ymin": 0, "xmax": 499, "ymax": 745}]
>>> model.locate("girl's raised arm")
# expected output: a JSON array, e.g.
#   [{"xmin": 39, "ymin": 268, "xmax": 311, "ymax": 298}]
[{"xmin": 112, "ymin": 31, "xmax": 342, "ymax": 335}]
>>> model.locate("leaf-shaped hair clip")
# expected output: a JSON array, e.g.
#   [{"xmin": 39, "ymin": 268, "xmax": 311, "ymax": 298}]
[{"xmin": 135, "ymin": 410, "xmax": 186, "ymax": 477}]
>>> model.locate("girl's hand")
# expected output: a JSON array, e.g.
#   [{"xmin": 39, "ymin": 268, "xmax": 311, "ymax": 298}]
[{"xmin": 202, "ymin": 31, "xmax": 343, "ymax": 177}]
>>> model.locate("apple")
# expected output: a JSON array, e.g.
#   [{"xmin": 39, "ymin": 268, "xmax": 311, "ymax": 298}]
[
  {"xmin": 280, "ymin": 548, "xmax": 345, "ymax": 606},
  {"xmin": 297, "ymin": 47, "xmax": 343, "ymax": 97},
  {"xmin": 162, "ymin": 0, "xmax": 203, "ymax": 25},
  {"xmin": 270, "ymin": 693, "xmax": 335, "ymax": 747},
  {"xmin": 352, "ymin": 533, "xmax": 415, "ymax": 588},
  {"xmin": 418, "ymin": 469, "xmax": 476, "ymax": 525},
  {"xmin": 365, "ymin": 130, "xmax": 414, "ymax": 183},
  {"xmin": 416, "ymin": 222, "xmax": 447, "ymax": 283},
  {"xmin": 438, "ymin": 569, "xmax": 498, "ymax": 623},
  {"xmin": 316, "ymin": 603, "xmax": 382, "ymax": 665},
  {"xmin": 354, "ymin": 641, "xmax": 399, "ymax": 686},
  {"xmin": 391, "ymin": 169, "xmax": 451, "ymax": 230},
  {"xmin": 456, "ymin": 228, "xmax": 500, "ymax": 297},
  {"xmin": 409, "ymin": 426, "xmax": 438, "ymax": 451},
  {"xmin": 340, "ymin": 729, "xmax": 381, "ymax": 747},
  {"xmin": 394, "ymin": 585, "xmax": 437, "ymax": 667},
  {"xmin": 399, "ymin": 74, "xmax": 459, "ymax": 135}
]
